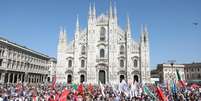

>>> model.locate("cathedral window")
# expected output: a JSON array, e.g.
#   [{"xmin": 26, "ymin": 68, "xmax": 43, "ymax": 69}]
[
  {"xmin": 81, "ymin": 46, "xmax": 86, "ymax": 55},
  {"xmin": 68, "ymin": 60, "xmax": 72, "ymax": 68},
  {"xmin": 81, "ymin": 60, "xmax": 85, "ymax": 67},
  {"xmin": 100, "ymin": 27, "xmax": 106, "ymax": 41},
  {"xmin": 120, "ymin": 45, "xmax": 125, "ymax": 54},
  {"xmin": 134, "ymin": 59, "xmax": 138, "ymax": 67},
  {"xmin": 100, "ymin": 49, "xmax": 105, "ymax": 58},
  {"xmin": 120, "ymin": 60, "xmax": 124, "ymax": 68}
]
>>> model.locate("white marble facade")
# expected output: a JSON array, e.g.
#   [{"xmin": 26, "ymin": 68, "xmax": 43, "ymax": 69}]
[{"xmin": 56, "ymin": 2, "xmax": 150, "ymax": 85}]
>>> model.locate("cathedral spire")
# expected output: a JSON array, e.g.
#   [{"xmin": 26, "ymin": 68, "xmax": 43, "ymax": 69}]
[
  {"xmin": 140, "ymin": 24, "xmax": 149, "ymax": 44},
  {"xmin": 88, "ymin": 3, "xmax": 92, "ymax": 18},
  {"xmin": 59, "ymin": 26, "xmax": 63, "ymax": 42},
  {"xmin": 76, "ymin": 14, "xmax": 80, "ymax": 33},
  {"xmin": 126, "ymin": 15, "xmax": 131, "ymax": 38},
  {"xmin": 144, "ymin": 24, "xmax": 148, "ymax": 34},
  {"xmin": 93, "ymin": 2, "xmax": 96, "ymax": 19},
  {"xmin": 63, "ymin": 27, "xmax": 67, "ymax": 43},
  {"xmin": 109, "ymin": 0, "xmax": 113, "ymax": 18},
  {"xmin": 114, "ymin": 1, "xmax": 117, "ymax": 19},
  {"xmin": 144, "ymin": 24, "xmax": 149, "ymax": 42}
]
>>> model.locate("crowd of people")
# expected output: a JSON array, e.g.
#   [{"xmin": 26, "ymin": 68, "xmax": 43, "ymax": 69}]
[{"xmin": 0, "ymin": 80, "xmax": 200, "ymax": 101}]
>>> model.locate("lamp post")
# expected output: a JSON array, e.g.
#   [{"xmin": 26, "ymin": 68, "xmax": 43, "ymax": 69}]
[
  {"xmin": 168, "ymin": 60, "xmax": 176, "ymax": 100},
  {"xmin": 168, "ymin": 60, "xmax": 176, "ymax": 81}
]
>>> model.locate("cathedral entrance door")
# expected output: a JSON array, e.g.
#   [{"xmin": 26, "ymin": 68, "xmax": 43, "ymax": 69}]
[
  {"xmin": 99, "ymin": 70, "xmax": 105, "ymax": 84},
  {"xmin": 120, "ymin": 75, "xmax": 124, "ymax": 83},
  {"xmin": 80, "ymin": 75, "xmax": 85, "ymax": 83},
  {"xmin": 67, "ymin": 75, "xmax": 72, "ymax": 84},
  {"xmin": 134, "ymin": 75, "xmax": 139, "ymax": 82}
]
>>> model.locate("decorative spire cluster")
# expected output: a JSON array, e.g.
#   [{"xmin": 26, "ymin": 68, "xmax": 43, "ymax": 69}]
[
  {"xmin": 126, "ymin": 15, "xmax": 131, "ymax": 36},
  {"xmin": 76, "ymin": 14, "xmax": 80, "ymax": 33},
  {"xmin": 109, "ymin": 0, "xmax": 118, "ymax": 19},
  {"xmin": 88, "ymin": 2, "xmax": 96, "ymax": 20},
  {"xmin": 58, "ymin": 26, "xmax": 67, "ymax": 52}
]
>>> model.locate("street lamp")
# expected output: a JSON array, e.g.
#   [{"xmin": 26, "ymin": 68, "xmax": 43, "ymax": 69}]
[{"xmin": 168, "ymin": 60, "xmax": 176, "ymax": 81}]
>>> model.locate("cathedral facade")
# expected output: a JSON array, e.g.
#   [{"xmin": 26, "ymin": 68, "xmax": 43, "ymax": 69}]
[{"xmin": 56, "ymin": 3, "xmax": 150, "ymax": 84}]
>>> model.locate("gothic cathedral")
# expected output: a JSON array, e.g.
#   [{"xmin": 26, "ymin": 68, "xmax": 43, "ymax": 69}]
[{"xmin": 56, "ymin": 2, "xmax": 150, "ymax": 85}]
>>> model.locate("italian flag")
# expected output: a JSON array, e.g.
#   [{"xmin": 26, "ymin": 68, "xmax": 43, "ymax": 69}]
[{"xmin": 176, "ymin": 69, "xmax": 185, "ymax": 87}]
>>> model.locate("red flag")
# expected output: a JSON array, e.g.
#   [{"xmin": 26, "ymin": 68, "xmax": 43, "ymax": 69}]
[
  {"xmin": 77, "ymin": 84, "xmax": 84, "ymax": 95},
  {"xmin": 156, "ymin": 86, "xmax": 167, "ymax": 101},
  {"xmin": 59, "ymin": 88, "xmax": 69, "ymax": 101},
  {"xmin": 32, "ymin": 96, "xmax": 37, "ymax": 101},
  {"xmin": 52, "ymin": 75, "xmax": 56, "ymax": 89},
  {"xmin": 55, "ymin": 93, "xmax": 60, "ymax": 101},
  {"xmin": 88, "ymin": 83, "xmax": 93, "ymax": 93}
]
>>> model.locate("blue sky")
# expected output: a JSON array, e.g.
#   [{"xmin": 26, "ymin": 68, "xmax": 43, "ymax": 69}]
[{"xmin": 0, "ymin": 0, "xmax": 201, "ymax": 69}]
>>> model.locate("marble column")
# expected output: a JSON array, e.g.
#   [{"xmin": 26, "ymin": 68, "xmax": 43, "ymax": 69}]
[
  {"xmin": 39, "ymin": 75, "xmax": 41, "ymax": 83},
  {"xmin": 17, "ymin": 73, "xmax": 20, "ymax": 83},
  {"xmin": 12, "ymin": 73, "xmax": 15, "ymax": 83},
  {"xmin": 7, "ymin": 73, "xmax": 10, "ymax": 83},
  {"xmin": 24, "ymin": 73, "xmax": 28, "ymax": 83},
  {"xmin": 21, "ymin": 74, "xmax": 23, "ymax": 82},
  {"xmin": 33, "ymin": 75, "xmax": 36, "ymax": 83},
  {"xmin": 1, "ymin": 72, "xmax": 5, "ymax": 83}
]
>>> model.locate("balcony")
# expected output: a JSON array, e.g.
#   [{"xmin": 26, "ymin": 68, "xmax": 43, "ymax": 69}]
[{"xmin": 96, "ymin": 57, "xmax": 108, "ymax": 65}]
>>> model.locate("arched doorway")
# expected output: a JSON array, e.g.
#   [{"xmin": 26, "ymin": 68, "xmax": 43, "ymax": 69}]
[
  {"xmin": 134, "ymin": 75, "xmax": 139, "ymax": 82},
  {"xmin": 120, "ymin": 75, "xmax": 124, "ymax": 83},
  {"xmin": 67, "ymin": 75, "xmax": 72, "ymax": 84},
  {"xmin": 80, "ymin": 75, "xmax": 85, "ymax": 83},
  {"xmin": 99, "ymin": 70, "xmax": 106, "ymax": 84}
]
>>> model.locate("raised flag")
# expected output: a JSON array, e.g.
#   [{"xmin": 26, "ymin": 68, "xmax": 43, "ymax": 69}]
[
  {"xmin": 143, "ymin": 85, "xmax": 157, "ymax": 100},
  {"xmin": 77, "ymin": 84, "xmax": 84, "ymax": 95},
  {"xmin": 71, "ymin": 83, "xmax": 77, "ymax": 90},
  {"xmin": 170, "ymin": 80, "xmax": 177, "ymax": 94},
  {"xmin": 59, "ymin": 88, "xmax": 70, "ymax": 101},
  {"xmin": 156, "ymin": 85, "xmax": 167, "ymax": 101},
  {"xmin": 176, "ymin": 69, "xmax": 185, "ymax": 87}
]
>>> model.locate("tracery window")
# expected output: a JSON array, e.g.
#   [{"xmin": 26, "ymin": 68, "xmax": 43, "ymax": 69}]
[
  {"xmin": 81, "ymin": 60, "xmax": 85, "ymax": 67},
  {"xmin": 120, "ymin": 60, "xmax": 124, "ymax": 68},
  {"xmin": 100, "ymin": 49, "xmax": 105, "ymax": 58},
  {"xmin": 120, "ymin": 45, "xmax": 125, "ymax": 54},
  {"xmin": 100, "ymin": 27, "xmax": 106, "ymax": 41},
  {"xmin": 81, "ymin": 46, "xmax": 86, "ymax": 55},
  {"xmin": 68, "ymin": 60, "xmax": 72, "ymax": 68},
  {"xmin": 134, "ymin": 59, "xmax": 138, "ymax": 67}
]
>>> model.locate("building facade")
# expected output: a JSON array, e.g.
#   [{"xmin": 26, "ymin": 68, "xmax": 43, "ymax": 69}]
[
  {"xmin": 56, "ymin": 3, "xmax": 150, "ymax": 84},
  {"xmin": 154, "ymin": 64, "xmax": 185, "ymax": 83},
  {"xmin": 184, "ymin": 63, "xmax": 201, "ymax": 83},
  {"xmin": 0, "ymin": 37, "xmax": 55, "ymax": 84},
  {"xmin": 47, "ymin": 58, "xmax": 57, "ymax": 82}
]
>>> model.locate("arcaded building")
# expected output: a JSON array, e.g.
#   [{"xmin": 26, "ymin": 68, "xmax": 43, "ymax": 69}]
[{"xmin": 0, "ymin": 37, "xmax": 56, "ymax": 83}]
